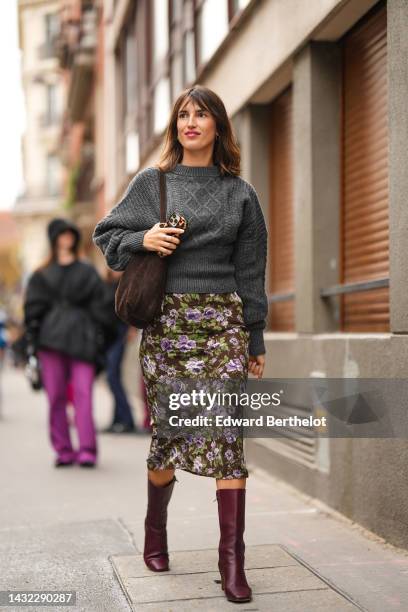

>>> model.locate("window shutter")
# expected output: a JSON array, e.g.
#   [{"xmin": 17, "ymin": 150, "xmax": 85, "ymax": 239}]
[
  {"xmin": 341, "ymin": 4, "xmax": 389, "ymax": 331},
  {"xmin": 268, "ymin": 87, "xmax": 295, "ymax": 331}
]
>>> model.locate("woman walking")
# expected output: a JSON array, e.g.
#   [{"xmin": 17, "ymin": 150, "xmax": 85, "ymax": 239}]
[
  {"xmin": 24, "ymin": 218, "xmax": 112, "ymax": 468},
  {"xmin": 93, "ymin": 85, "xmax": 267, "ymax": 603}
]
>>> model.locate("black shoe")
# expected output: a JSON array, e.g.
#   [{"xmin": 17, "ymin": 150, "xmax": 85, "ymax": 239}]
[
  {"xmin": 79, "ymin": 461, "xmax": 96, "ymax": 468},
  {"xmin": 55, "ymin": 459, "xmax": 75, "ymax": 467}
]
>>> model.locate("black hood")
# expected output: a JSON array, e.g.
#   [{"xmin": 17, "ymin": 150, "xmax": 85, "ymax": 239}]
[{"xmin": 47, "ymin": 218, "xmax": 81, "ymax": 247}]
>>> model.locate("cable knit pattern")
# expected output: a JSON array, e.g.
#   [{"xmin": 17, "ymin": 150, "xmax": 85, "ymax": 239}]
[{"xmin": 92, "ymin": 164, "xmax": 268, "ymax": 355}]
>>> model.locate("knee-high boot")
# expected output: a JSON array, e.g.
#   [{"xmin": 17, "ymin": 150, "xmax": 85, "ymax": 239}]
[
  {"xmin": 216, "ymin": 488, "xmax": 252, "ymax": 603},
  {"xmin": 143, "ymin": 476, "xmax": 176, "ymax": 572}
]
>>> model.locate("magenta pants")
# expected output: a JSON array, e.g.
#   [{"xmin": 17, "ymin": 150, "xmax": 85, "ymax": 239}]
[{"xmin": 38, "ymin": 349, "xmax": 97, "ymax": 464}]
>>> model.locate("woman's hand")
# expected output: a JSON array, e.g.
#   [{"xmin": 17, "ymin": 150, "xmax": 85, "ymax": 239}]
[
  {"xmin": 248, "ymin": 354, "xmax": 265, "ymax": 379},
  {"xmin": 143, "ymin": 223, "xmax": 185, "ymax": 256}
]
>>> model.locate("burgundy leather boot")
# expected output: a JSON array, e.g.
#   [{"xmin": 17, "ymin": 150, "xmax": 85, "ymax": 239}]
[
  {"xmin": 143, "ymin": 476, "xmax": 176, "ymax": 571},
  {"xmin": 216, "ymin": 488, "xmax": 252, "ymax": 603}
]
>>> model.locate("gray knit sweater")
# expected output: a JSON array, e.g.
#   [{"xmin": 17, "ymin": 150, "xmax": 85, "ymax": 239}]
[{"xmin": 93, "ymin": 164, "xmax": 268, "ymax": 356}]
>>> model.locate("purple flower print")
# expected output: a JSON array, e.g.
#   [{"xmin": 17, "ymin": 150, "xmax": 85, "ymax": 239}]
[
  {"xmin": 206, "ymin": 451, "xmax": 214, "ymax": 461},
  {"xmin": 158, "ymin": 363, "xmax": 177, "ymax": 375},
  {"xmin": 193, "ymin": 457, "xmax": 203, "ymax": 472},
  {"xmin": 226, "ymin": 358, "xmax": 243, "ymax": 373},
  {"xmin": 185, "ymin": 358, "xmax": 205, "ymax": 374},
  {"xmin": 186, "ymin": 308, "xmax": 203, "ymax": 322},
  {"xmin": 233, "ymin": 469, "xmax": 243, "ymax": 478},
  {"xmin": 225, "ymin": 449, "xmax": 234, "ymax": 462},
  {"xmin": 155, "ymin": 352, "xmax": 165, "ymax": 361},
  {"xmin": 170, "ymin": 447, "xmax": 180, "ymax": 461},
  {"xmin": 160, "ymin": 338, "xmax": 174, "ymax": 351},
  {"xmin": 230, "ymin": 337, "xmax": 239, "ymax": 347},
  {"xmin": 215, "ymin": 311, "xmax": 225, "ymax": 323},
  {"xmin": 195, "ymin": 436, "xmax": 206, "ymax": 449},
  {"xmin": 142, "ymin": 355, "xmax": 156, "ymax": 376},
  {"xmin": 208, "ymin": 338, "xmax": 221, "ymax": 349},
  {"xmin": 225, "ymin": 432, "xmax": 237, "ymax": 444},
  {"xmin": 176, "ymin": 335, "xmax": 197, "ymax": 352},
  {"xmin": 203, "ymin": 306, "xmax": 216, "ymax": 319}
]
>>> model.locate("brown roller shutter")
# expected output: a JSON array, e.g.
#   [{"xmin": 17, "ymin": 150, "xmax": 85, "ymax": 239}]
[
  {"xmin": 341, "ymin": 4, "xmax": 389, "ymax": 332},
  {"xmin": 268, "ymin": 87, "xmax": 295, "ymax": 331}
]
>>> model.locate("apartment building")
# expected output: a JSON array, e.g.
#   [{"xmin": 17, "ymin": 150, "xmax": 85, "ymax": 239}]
[
  {"xmin": 91, "ymin": 0, "xmax": 407, "ymax": 548},
  {"xmin": 15, "ymin": 0, "xmax": 65, "ymax": 274},
  {"xmin": 58, "ymin": 0, "xmax": 101, "ymax": 254}
]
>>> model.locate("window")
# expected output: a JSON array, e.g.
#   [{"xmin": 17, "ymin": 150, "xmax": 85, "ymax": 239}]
[
  {"xmin": 154, "ymin": 77, "xmax": 171, "ymax": 134},
  {"xmin": 153, "ymin": 0, "xmax": 170, "ymax": 64},
  {"xmin": 46, "ymin": 84, "xmax": 58, "ymax": 125},
  {"xmin": 46, "ymin": 154, "xmax": 60, "ymax": 197},
  {"xmin": 45, "ymin": 13, "xmax": 59, "ymax": 46},
  {"xmin": 196, "ymin": 0, "xmax": 229, "ymax": 67},
  {"xmin": 152, "ymin": 0, "xmax": 171, "ymax": 135},
  {"xmin": 171, "ymin": 53, "xmax": 183, "ymax": 101},
  {"xmin": 182, "ymin": 0, "xmax": 196, "ymax": 85},
  {"xmin": 183, "ymin": 29, "xmax": 195, "ymax": 84},
  {"xmin": 268, "ymin": 88, "xmax": 295, "ymax": 331},
  {"xmin": 340, "ymin": 5, "xmax": 389, "ymax": 331},
  {"xmin": 116, "ymin": 5, "xmax": 140, "ymax": 178},
  {"xmin": 170, "ymin": 0, "xmax": 184, "ymax": 101},
  {"xmin": 126, "ymin": 131, "xmax": 140, "ymax": 174},
  {"xmin": 125, "ymin": 26, "xmax": 137, "ymax": 117}
]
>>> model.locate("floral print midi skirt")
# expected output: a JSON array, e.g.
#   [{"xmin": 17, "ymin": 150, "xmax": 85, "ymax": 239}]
[{"xmin": 139, "ymin": 292, "xmax": 250, "ymax": 479}]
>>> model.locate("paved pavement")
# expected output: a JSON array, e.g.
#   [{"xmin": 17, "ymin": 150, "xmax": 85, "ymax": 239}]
[{"xmin": 0, "ymin": 364, "xmax": 408, "ymax": 611}]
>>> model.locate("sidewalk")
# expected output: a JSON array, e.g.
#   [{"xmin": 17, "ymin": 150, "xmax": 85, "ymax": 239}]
[{"xmin": 0, "ymin": 365, "xmax": 407, "ymax": 611}]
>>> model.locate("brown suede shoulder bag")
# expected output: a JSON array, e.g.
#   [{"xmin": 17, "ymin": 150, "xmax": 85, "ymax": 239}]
[{"xmin": 115, "ymin": 169, "xmax": 168, "ymax": 328}]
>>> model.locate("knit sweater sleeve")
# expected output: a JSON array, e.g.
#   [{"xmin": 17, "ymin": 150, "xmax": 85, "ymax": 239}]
[
  {"xmin": 92, "ymin": 168, "xmax": 156, "ymax": 270},
  {"xmin": 232, "ymin": 182, "xmax": 268, "ymax": 356}
]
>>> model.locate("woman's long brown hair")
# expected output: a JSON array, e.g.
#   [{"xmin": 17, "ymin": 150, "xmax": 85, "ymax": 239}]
[{"xmin": 157, "ymin": 85, "xmax": 241, "ymax": 177}]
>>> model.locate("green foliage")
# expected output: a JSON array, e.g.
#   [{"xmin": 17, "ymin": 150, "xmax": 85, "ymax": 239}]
[{"xmin": 63, "ymin": 162, "xmax": 81, "ymax": 210}]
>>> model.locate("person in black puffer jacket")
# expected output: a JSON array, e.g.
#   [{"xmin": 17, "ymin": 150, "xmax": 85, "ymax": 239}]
[{"xmin": 24, "ymin": 218, "xmax": 114, "ymax": 468}]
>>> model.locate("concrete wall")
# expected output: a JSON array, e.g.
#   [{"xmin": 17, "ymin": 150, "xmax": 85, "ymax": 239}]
[{"xmin": 246, "ymin": 1, "xmax": 408, "ymax": 550}]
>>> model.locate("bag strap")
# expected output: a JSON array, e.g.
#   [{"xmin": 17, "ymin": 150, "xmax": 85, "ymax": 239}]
[{"xmin": 159, "ymin": 169, "xmax": 167, "ymax": 223}]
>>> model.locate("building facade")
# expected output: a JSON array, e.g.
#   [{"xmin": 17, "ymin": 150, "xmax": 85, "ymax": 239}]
[
  {"xmin": 15, "ymin": 0, "xmax": 65, "ymax": 274},
  {"xmin": 68, "ymin": 0, "xmax": 408, "ymax": 548},
  {"xmin": 58, "ymin": 0, "xmax": 101, "ymax": 255}
]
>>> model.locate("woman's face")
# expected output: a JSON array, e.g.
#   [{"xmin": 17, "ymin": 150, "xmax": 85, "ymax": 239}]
[
  {"xmin": 56, "ymin": 230, "xmax": 76, "ymax": 251},
  {"xmin": 177, "ymin": 98, "xmax": 217, "ymax": 154}
]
